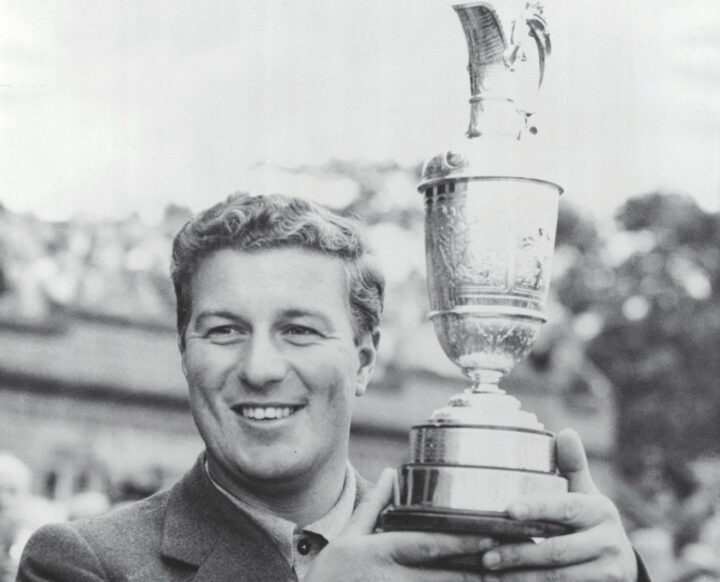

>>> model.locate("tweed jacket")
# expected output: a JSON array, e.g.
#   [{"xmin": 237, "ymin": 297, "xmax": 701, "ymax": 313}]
[
  {"xmin": 17, "ymin": 456, "xmax": 652, "ymax": 582},
  {"xmin": 17, "ymin": 456, "xmax": 371, "ymax": 582}
]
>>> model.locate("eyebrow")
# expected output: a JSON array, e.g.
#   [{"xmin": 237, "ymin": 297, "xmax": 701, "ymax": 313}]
[
  {"xmin": 193, "ymin": 309, "xmax": 333, "ymax": 327},
  {"xmin": 280, "ymin": 309, "xmax": 333, "ymax": 328},
  {"xmin": 193, "ymin": 310, "xmax": 244, "ymax": 326}
]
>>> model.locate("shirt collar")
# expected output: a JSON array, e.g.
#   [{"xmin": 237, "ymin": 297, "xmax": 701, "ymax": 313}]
[
  {"xmin": 304, "ymin": 465, "xmax": 356, "ymax": 541},
  {"xmin": 205, "ymin": 460, "xmax": 357, "ymax": 566}
]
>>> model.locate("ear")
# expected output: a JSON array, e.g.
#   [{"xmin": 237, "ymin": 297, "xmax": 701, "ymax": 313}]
[{"xmin": 355, "ymin": 330, "xmax": 380, "ymax": 397}]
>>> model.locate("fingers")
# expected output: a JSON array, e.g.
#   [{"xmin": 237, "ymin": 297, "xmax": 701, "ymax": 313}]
[
  {"xmin": 555, "ymin": 429, "xmax": 599, "ymax": 495},
  {"xmin": 505, "ymin": 492, "xmax": 619, "ymax": 530},
  {"xmin": 484, "ymin": 492, "xmax": 637, "ymax": 582},
  {"xmin": 481, "ymin": 528, "xmax": 608, "ymax": 570},
  {"xmin": 476, "ymin": 560, "xmax": 629, "ymax": 582},
  {"xmin": 381, "ymin": 531, "xmax": 495, "ymax": 565},
  {"xmin": 343, "ymin": 467, "xmax": 396, "ymax": 535},
  {"xmin": 410, "ymin": 569, "xmax": 486, "ymax": 582}
]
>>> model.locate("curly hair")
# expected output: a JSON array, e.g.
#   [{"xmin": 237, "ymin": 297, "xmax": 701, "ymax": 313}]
[{"xmin": 171, "ymin": 193, "xmax": 384, "ymax": 346}]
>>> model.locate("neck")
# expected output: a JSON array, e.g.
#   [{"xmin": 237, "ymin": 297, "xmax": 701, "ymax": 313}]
[{"xmin": 206, "ymin": 455, "xmax": 348, "ymax": 528}]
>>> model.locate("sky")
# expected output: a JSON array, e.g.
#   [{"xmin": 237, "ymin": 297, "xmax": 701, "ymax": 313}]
[{"xmin": 1, "ymin": 0, "xmax": 719, "ymax": 222}]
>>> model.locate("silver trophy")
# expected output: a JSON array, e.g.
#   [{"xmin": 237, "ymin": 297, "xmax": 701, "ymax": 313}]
[{"xmin": 381, "ymin": 0, "xmax": 567, "ymax": 539}]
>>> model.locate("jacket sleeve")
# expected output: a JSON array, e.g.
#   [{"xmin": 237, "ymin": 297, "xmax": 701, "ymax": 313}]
[{"xmin": 16, "ymin": 523, "xmax": 108, "ymax": 582}]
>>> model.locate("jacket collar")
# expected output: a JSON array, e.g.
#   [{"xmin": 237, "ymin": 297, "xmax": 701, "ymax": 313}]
[
  {"xmin": 156, "ymin": 454, "xmax": 374, "ymax": 580},
  {"xmin": 159, "ymin": 454, "xmax": 292, "ymax": 580}
]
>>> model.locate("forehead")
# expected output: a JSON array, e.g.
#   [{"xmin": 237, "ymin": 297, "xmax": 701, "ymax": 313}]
[{"xmin": 188, "ymin": 247, "xmax": 350, "ymax": 315}]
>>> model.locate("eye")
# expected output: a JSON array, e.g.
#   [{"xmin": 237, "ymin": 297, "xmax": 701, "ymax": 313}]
[
  {"xmin": 205, "ymin": 325, "xmax": 244, "ymax": 343},
  {"xmin": 285, "ymin": 325, "xmax": 319, "ymax": 336},
  {"xmin": 283, "ymin": 324, "xmax": 322, "ymax": 344}
]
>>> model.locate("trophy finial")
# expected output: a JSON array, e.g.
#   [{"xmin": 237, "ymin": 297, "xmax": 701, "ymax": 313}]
[{"xmin": 454, "ymin": 1, "xmax": 551, "ymax": 138}]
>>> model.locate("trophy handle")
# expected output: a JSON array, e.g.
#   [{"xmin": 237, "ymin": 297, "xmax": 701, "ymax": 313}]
[{"xmin": 526, "ymin": 9, "xmax": 551, "ymax": 87}]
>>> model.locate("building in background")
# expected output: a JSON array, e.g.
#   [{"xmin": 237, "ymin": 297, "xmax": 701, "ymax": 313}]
[{"xmin": 0, "ymin": 303, "xmax": 615, "ymax": 504}]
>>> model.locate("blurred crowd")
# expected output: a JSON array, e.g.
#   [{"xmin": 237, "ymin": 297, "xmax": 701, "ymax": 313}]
[
  {"xmin": 0, "ymin": 204, "xmax": 190, "ymax": 326},
  {"xmin": 625, "ymin": 454, "xmax": 720, "ymax": 582},
  {"xmin": 0, "ymin": 452, "xmax": 169, "ymax": 581}
]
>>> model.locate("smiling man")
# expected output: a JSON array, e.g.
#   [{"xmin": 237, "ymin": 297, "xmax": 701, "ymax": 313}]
[
  {"xmin": 181, "ymin": 245, "xmax": 375, "ymax": 532},
  {"xmin": 17, "ymin": 194, "xmax": 647, "ymax": 581}
]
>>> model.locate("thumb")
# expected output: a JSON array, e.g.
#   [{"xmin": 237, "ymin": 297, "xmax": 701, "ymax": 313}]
[
  {"xmin": 343, "ymin": 468, "xmax": 396, "ymax": 535},
  {"xmin": 556, "ymin": 429, "xmax": 599, "ymax": 494}
]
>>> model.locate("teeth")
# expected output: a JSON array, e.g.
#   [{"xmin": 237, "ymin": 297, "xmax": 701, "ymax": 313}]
[{"xmin": 241, "ymin": 406, "xmax": 297, "ymax": 420}]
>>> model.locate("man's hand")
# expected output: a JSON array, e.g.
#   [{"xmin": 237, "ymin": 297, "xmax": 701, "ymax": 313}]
[
  {"xmin": 306, "ymin": 468, "xmax": 496, "ymax": 582},
  {"xmin": 479, "ymin": 429, "xmax": 638, "ymax": 582}
]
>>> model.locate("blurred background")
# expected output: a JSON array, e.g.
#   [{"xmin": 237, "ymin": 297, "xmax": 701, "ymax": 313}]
[{"xmin": 1, "ymin": 1, "xmax": 719, "ymax": 581}]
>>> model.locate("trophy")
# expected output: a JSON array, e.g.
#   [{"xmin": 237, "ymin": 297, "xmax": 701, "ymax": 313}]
[{"xmin": 380, "ymin": 0, "xmax": 567, "ymax": 539}]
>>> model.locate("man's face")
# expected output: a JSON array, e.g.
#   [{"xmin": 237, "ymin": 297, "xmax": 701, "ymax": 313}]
[{"xmin": 181, "ymin": 247, "xmax": 376, "ymax": 489}]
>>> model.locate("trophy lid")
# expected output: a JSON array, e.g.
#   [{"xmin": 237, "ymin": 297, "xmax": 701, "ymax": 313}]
[{"xmin": 418, "ymin": 134, "xmax": 563, "ymax": 192}]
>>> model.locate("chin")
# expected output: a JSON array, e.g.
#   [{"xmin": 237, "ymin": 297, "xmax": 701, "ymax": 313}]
[
  {"xmin": 230, "ymin": 446, "xmax": 310, "ymax": 480},
  {"xmin": 238, "ymin": 459, "xmax": 311, "ymax": 486}
]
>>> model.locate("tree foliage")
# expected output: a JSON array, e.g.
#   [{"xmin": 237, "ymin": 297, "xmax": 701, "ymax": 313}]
[{"xmin": 583, "ymin": 193, "xmax": 720, "ymax": 481}]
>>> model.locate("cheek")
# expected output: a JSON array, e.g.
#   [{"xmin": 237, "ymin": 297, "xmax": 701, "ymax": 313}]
[
  {"xmin": 184, "ymin": 346, "xmax": 237, "ymax": 401},
  {"xmin": 300, "ymin": 353, "xmax": 359, "ymax": 416},
  {"xmin": 185, "ymin": 344, "xmax": 236, "ymax": 381}
]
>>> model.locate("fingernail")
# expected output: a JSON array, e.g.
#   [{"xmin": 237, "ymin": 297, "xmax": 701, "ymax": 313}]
[
  {"xmin": 483, "ymin": 551, "xmax": 501, "ymax": 569},
  {"xmin": 508, "ymin": 503, "xmax": 529, "ymax": 520},
  {"xmin": 479, "ymin": 538, "xmax": 496, "ymax": 551}
]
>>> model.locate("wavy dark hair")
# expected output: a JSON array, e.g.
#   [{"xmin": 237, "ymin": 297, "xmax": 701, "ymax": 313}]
[{"xmin": 171, "ymin": 193, "xmax": 384, "ymax": 346}]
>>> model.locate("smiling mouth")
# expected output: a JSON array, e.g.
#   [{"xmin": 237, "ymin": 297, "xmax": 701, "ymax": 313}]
[{"xmin": 233, "ymin": 405, "xmax": 303, "ymax": 420}]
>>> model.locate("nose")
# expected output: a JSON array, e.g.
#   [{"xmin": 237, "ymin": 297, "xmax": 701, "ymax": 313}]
[{"xmin": 237, "ymin": 331, "xmax": 288, "ymax": 390}]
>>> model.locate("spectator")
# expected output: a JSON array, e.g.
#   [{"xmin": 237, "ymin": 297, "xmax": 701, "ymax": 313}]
[{"xmin": 0, "ymin": 453, "xmax": 32, "ymax": 582}]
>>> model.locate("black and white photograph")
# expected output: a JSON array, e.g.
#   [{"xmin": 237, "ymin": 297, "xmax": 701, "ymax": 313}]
[{"xmin": 1, "ymin": 1, "xmax": 718, "ymax": 580}]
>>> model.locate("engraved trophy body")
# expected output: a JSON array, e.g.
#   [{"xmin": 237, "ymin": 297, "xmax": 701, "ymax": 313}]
[{"xmin": 380, "ymin": 0, "xmax": 567, "ymax": 539}]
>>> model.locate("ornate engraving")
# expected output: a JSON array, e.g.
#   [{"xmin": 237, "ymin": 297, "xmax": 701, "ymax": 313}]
[
  {"xmin": 423, "ymin": 178, "xmax": 557, "ymax": 388},
  {"xmin": 426, "ymin": 192, "xmax": 508, "ymax": 312},
  {"xmin": 515, "ymin": 227, "xmax": 552, "ymax": 293},
  {"xmin": 432, "ymin": 313, "xmax": 540, "ymax": 377}
]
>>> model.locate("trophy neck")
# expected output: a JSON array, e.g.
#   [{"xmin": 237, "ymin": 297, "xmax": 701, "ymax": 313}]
[
  {"xmin": 467, "ymin": 98, "xmax": 527, "ymax": 140},
  {"xmin": 454, "ymin": 1, "xmax": 551, "ymax": 140},
  {"xmin": 468, "ymin": 370, "xmax": 505, "ymax": 394}
]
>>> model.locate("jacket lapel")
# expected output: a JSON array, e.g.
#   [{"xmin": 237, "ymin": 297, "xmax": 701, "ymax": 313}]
[
  {"xmin": 155, "ymin": 455, "xmax": 292, "ymax": 581},
  {"xmin": 191, "ymin": 524, "xmax": 292, "ymax": 581},
  {"xmin": 137, "ymin": 457, "xmax": 374, "ymax": 581}
]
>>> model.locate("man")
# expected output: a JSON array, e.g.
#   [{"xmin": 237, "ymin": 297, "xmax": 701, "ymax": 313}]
[{"xmin": 18, "ymin": 194, "xmax": 647, "ymax": 581}]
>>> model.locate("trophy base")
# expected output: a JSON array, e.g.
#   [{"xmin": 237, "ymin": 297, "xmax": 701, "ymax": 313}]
[
  {"xmin": 380, "ymin": 506, "xmax": 570, "ymax": 539},
  {"xmin": 396, "ymin": 463, "xmax": 568, "ymax": 513}
]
